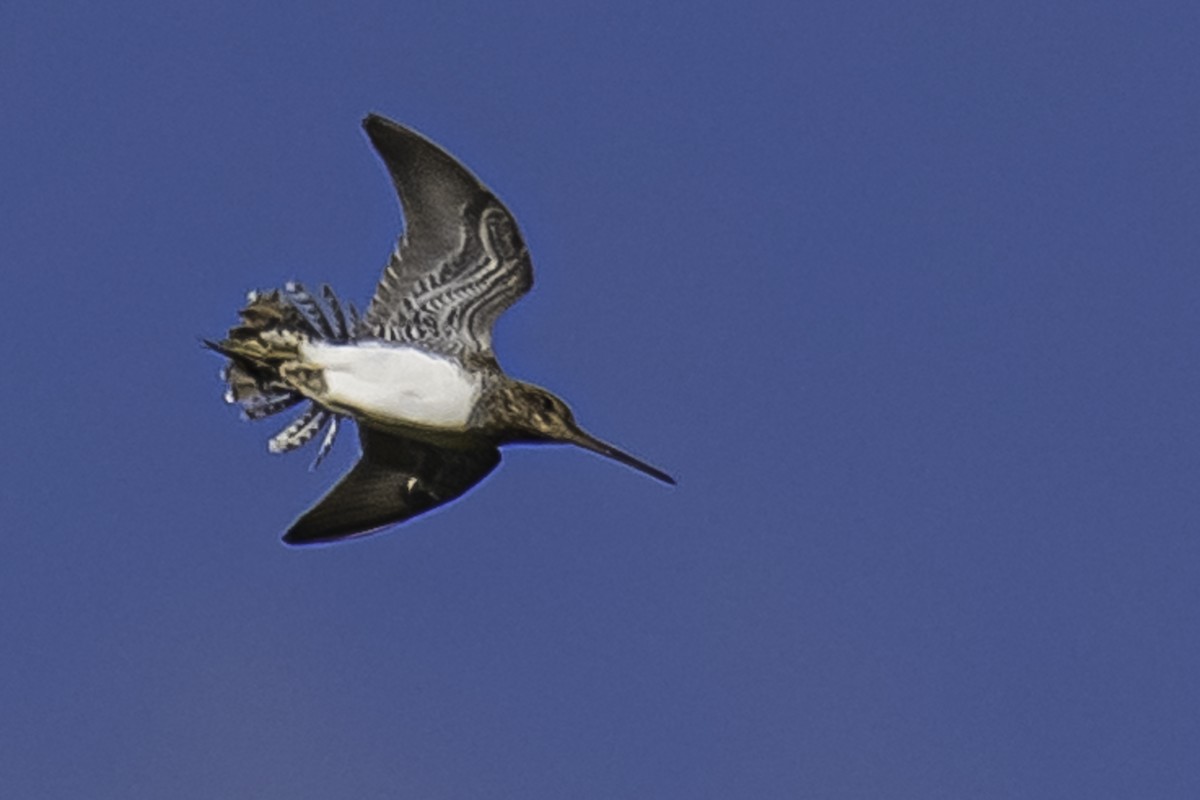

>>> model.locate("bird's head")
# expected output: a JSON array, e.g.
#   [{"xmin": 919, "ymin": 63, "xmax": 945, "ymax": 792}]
[{"xmin": 499, "ymin": 381, "xmax": 675, "ymax": 485}]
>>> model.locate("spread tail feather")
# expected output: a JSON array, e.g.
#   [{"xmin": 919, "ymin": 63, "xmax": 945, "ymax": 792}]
[{"xmin": 207, "ymin": 283, "xmax": 356, "ymax": 466}]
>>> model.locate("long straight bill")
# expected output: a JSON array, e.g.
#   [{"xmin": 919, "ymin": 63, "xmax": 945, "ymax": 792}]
[{"xmin": 570, "ymin": 430, "xmax": 676, "ymax": 485}]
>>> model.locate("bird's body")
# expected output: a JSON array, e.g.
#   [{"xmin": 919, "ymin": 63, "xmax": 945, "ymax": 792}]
[
  {"xmin": 300, "ymin": 340, "xmax": 482, "ymax": 432},
  {"xmin": 208, "ymin": 114, "xmax": 673, "ymax": 544}
]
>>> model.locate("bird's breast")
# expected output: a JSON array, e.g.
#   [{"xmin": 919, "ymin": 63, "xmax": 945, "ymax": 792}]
[{"xmin": 299, "ymin": 341, "xmax": 482, "ymax": 429}]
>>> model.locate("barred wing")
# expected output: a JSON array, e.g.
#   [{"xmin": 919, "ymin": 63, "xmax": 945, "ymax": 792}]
[{"xmin": 361, "ymin": 115, "xmax": 533, "ymax": 364}]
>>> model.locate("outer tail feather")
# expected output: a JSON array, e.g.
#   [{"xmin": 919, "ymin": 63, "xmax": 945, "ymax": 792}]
[{"xmin": 269, "ymin": 403, "xmax": 329, "ymax": 454}]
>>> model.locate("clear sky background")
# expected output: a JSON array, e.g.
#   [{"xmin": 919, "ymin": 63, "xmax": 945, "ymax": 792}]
[{"xmin": 2, "ymin": 2, "xmax": 1198, "ymax": 797}]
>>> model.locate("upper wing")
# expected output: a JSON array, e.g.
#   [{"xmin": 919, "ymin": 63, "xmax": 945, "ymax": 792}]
[
  {"xmin": 360, "ymin": 115, "xmax": 533, "ymax": 365},
  {"xmin": 283, "ymin": 425, "xmax": 501, "ymax": 545}
]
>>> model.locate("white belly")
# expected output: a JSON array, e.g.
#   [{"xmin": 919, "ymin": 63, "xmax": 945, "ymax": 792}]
[{"xmin": 300, "ymin": 341, "xmax": 481, "ymax": 429}]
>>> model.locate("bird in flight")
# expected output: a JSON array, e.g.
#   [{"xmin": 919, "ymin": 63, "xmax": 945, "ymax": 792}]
[{"xmin": 208, "ymin": 114, "xmax": 674, "ymax": 545}]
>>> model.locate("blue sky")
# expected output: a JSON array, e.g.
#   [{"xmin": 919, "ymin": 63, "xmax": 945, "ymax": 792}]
[{"xmin": 2, "ymin": 1, "xmax": 1199, "ymax": 797}]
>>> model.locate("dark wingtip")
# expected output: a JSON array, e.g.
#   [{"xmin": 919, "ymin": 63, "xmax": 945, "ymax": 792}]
[
  {"xmin": 282, "ymin": 520, "xmax": 364, "ymax": 547},
  {"xmin": 362, "ymin": 113, "xmax": 408, "ymax": 143},
  {"xmin": 362, "ymin": 112, "xmax": 388, "ymax": 132},
  {"xmin": 281, "ymin": 507, "xmax": 377, "ymax": 546},
  {"xmin": 281, "ymin": 528, "xmax": 319, "ymax": 546}
]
